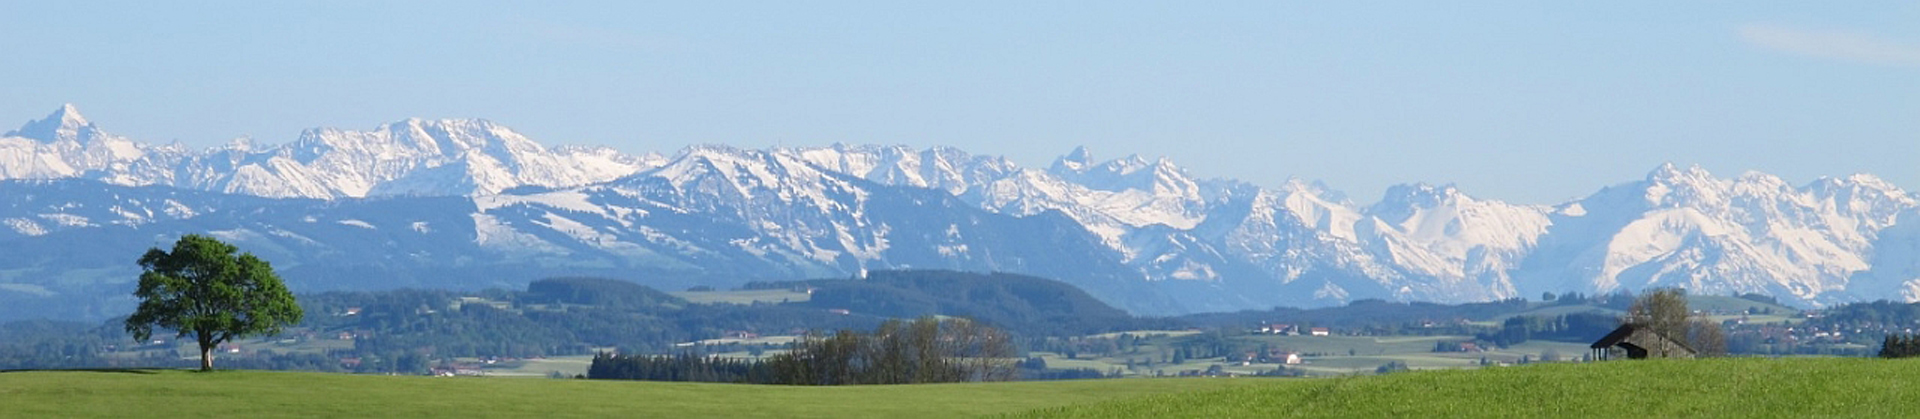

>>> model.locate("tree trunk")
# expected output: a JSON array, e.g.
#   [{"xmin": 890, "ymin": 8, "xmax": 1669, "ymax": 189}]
[{"xmin": 198, "ymin": 333, "xmax": 215, "ymax": 372}]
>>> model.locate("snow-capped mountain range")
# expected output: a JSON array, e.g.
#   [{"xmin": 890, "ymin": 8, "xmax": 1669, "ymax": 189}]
[
  {"xmin": 4, "ymin": 104, "xmax": 1919, "ymax": 321},
  {"xmin": 0, "ymin": 104, "xmax": 662, "ymax": 198}
]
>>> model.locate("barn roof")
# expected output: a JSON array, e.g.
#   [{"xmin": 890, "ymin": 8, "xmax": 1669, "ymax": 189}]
[
  {"xmin": 1590, "ymin": 323, "xmax": 1695, "ymax": 353},
  {"xmin": 1589, "ymin": 324, "xmax": 1640, "ymax": 349}
]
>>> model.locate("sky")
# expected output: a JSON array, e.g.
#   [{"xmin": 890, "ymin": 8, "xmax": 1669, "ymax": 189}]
[{"xmin": 1, "ymin": 1, "xmax": 1915, "ymax": 204}]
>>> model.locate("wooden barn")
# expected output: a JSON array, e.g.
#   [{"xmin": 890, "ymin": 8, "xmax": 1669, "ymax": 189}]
[{"xmin": 1589, "ymin": 323, "xmax": 1695, "ymax": 360}]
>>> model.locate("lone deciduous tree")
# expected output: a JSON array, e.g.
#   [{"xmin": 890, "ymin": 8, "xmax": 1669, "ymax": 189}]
[
  {"xmin": 125, "ymin": 234, "xmax": 303, "ymax": 371},
  {"xmin": 1625, "ymin": 287, "xmax": 1727, "ymax": 356}
]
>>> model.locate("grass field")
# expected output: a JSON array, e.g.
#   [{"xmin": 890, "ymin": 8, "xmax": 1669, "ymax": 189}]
[
  {"xmin": 466, "ymin": 355, "xmax": 596, "ymax": 378},
  {"xmin": 1015, "ymin": 358, "xmax": 1920, "ymax": 418},
  {"xmin": 1686, "ymin": 295, "xmax": 1799, "ymax": 315},
  {"xmin": 1028, "ymin": 331, "xmax": 1595, "ymax": 377},
  {"xmin": 0, "ymin": 369, "xmax": 1262, "ymax": 418},
  {"xmin": 8, "ymin": 358, "xmax": 1916, "ymax": 417},
  {"xmin": 670, "ymin": 289, "xmax": 811, "ymax": 305}
]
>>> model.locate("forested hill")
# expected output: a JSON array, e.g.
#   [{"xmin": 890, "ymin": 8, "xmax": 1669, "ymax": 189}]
[
  {"xmin": 747, "ymin": 270, "xmax": 1169, "ymax": 336},
  {"xmin": 15, "ymin": 270, "xmax": 1914, "ymax": 372},
  {"xmin": 0, "ymin": 272, "xmax": 1168, "ymax": 371},
  {"xmin": 521, "ymin": 277, "xmax": 689, "ymax": 311}
]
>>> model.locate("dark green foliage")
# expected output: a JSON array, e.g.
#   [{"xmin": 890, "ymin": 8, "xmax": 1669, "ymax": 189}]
[
  {"xmin": 587, "ymin": 353, "xmax": 772, "ymax": 383},
  {"xmin": 124, "ymin": 234, "xmax": 303, "ymax": 371},
  {"xmin": 295, "ymin": 286, "xmax": 873, "ymax": 364},
  {"xmin": 1734, "ymin": 293, "xmax": 1781, "ymax": 306},
  {"xmin": 1482, "ymin": 312, "xmax": 1618, "ymax": 347},
  {"xmin": 589, "ymin": 317, "xmax": 1017, "ymax": 385},
  {"xmin": 1493, "ymin": 317, "xmax": 1531, "ymax": 346},
  {"xmin": 1880, "ymin": 334, "xmax": 1920, "ymax": 358},
  {"xmin": 757, "ymin": 270, "xmax": 1165, "ymax": 336},
  {"xmin": 764, "ymin": 317, "xmax": 1017, "ymax": 385},
  {"xmin": 1020, "ymin": 356, "xmax": 1048, "ymax": 370},
  {"xmin": 1800, "ymin": 301, "xmax": 1920, "ymax": 355},
  {"xmin": 0, "ymin": 319, "xmax": 123, "ymax": 369},
  {"xmin": 1821, "ymin": 301, "xmax": 1920, "ymax": 326},
  {"xmin": 1375, "ymin": 361, "xmax": 1410, "ymax": 374},
  {"xmin": 523, "ymin": 277, "xmax": 686, "ymax": 311}
]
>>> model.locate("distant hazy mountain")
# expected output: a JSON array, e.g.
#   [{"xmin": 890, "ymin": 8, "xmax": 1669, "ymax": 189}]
[
  {"xmin": 3, "ymin": 105, "xmax": 1918, "ymax": 321},
  {"xmin": 0, "ymin": 105, "xmax": 662, "ymax": 198}
]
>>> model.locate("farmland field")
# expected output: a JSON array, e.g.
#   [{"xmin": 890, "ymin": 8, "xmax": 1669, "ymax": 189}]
[
  {"xmin": 670, "ymin": 289, "xmax": 812, "ymax": 305},
  {"xmin": 7, "ymin": 358, "xmax": 1915, "ymax": 418},
  {"xmin": 1015, "ymin": 358, "xmax": 1920, "ymax": 418},
  {"xmin": 0, "ymin": 369, "xmax": 1262, "ymax": 418},
  {"xmin": 1026, "ymin": 332, "xmax": 1595, "ymax": 377}
]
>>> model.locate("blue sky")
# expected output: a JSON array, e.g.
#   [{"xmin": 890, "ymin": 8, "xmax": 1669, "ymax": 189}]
[{"xmin": 2, "ymin": 1, "xmax": 1915, "ymax": 204}]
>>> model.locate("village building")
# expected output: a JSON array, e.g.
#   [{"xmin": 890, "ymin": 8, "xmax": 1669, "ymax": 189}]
[
  {"xmin": 1257, "ymin": 323, "xmax": 1297, "ymax": 335},
  {"xmin": 1263, "ymin": 349, "xmax": 1303, "ymax": 365},
  {"xmin": 1589, "ymin": 323, "xmax": 1695, "ymax": 360}
]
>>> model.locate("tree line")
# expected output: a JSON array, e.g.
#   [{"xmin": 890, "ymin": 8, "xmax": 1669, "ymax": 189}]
[
  {"xmin": 1881, "ymin": 334, "xmax": 1920, "ymax": 358},
  {"xmin": 588, "ymin": 317, "xmax": 1017, "ymax": 385}
]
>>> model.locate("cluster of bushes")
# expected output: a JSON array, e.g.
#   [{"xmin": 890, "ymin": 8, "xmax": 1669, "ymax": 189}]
[
  {"xmin": 586, "ymin": 353, "xmax": 769, "ymax": 383},
  {"xmin": 1480, "ymin": 312, "xmax": 1619, "ymax": 347},
  {"xmin": 589, "ymin": 317, "xmax": 1017, "ymax": 385},
  {"xmin": 1880, "ymin": 334, "xmax": 1920, "ymax": 358}
]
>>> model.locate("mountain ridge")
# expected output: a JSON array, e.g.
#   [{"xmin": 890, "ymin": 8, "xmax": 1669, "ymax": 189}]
[{"xmin": 3, "ymin": 105, "xmax": 1918, "ymax": 321}]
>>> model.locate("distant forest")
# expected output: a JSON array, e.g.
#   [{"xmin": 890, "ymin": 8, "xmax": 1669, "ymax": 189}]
[
  {"xmin": 2, "ymin": 269, "xmax": 1916, "ymax": 374},
  {"xmin": 0, "ymin": 271, "xmax": 1161, "ymax": 372},
  {"xmin": 588, "ymin": 317, "xmax": 1019, "ymax": 385}
]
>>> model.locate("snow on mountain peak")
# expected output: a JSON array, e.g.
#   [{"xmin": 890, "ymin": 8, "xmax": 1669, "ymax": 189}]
[
  {"xmin": 1803, "ymin": 173, "xmax": 1918, "ymax": 230},
  {"xmin": 0, "ymin": 104, "xmax": 154, "ymax": 180},
  {"xmin": 1641, "ymin": 163, "xmax": 1728, "ymax": 208},
  {"xmin": 10, "ymin": 104, "xmax": 1920, "ymax": 311},
  {"xmin": 1808, "ymin": 173, "xmax": 1913, "ymax": 202},
  {"xmin": 1355, "ymin": 181, "xmax": 1550, "ymax": 287},
  {"xmin": 1646, "ymin": 162, "xmax": 1716, "ymax": 184},
  {"xmin": 1374, "ymin": 183, "xmax": 1461, "ymax": 211},
  {"xmin": 224, "ymin": 137, "xmax": 258, "ymax": 152},
  {"xmin": 6, "ymin": 103, "xmax": 101, "ymax": 143},
  {"xmin": 51, "ymin": 103, "xmax": 89, "ymax": 129},
  {"xmin": 1108, "ymin": 154, "xmax": 1151, "ymax": 173},
  {"xmin": 1049, "ymin": 146, "xmax": 1096, "ymax": 174},
  {"xmin": 1065, "ymin": 145, "xmax": 1094, "ymax": 161},
  {"xmin": 57, "ymin": 103, "xmax": 84, "ymax": 120},
  {"xmin": 0, "ymin": 107, "xmax": 660, "ymax": 198}
]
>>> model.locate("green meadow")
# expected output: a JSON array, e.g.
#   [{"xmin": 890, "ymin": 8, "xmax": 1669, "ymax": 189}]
[
  {"xmin": 6, "ymin": 358, "xmax": 1915, "ymax": 418},
  {"xmin": 0, "ymin": 369, "xmax": 1259, "ymax": 418},
  {"xmin": 1017, "ymin": 358, "xmax": 1920, "ymax": 418}
]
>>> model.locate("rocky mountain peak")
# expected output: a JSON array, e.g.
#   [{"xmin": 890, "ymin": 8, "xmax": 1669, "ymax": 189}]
[
  {"xmin": 1049, "ymin": 145, "xmax": 1096, "ymax": 174},
  {"xmin": 1644, "ymin": 162, "xmax": 1722, "ymax": 188},
  {"xmin": 6, "ymin": 104, "xmax": 103, "ymax": 143},
  {"xmin": 7, "ymin": 105, "xmax": 1920, "ymax": 312},
  {"xmin": 1378, "ymin": 183, "xmax": 1462, "ymax": 207}
]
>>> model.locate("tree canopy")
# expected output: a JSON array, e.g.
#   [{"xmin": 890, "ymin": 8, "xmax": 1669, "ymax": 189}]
[
  {"xmin": 125, "ymin": 234, "xmax": 303, "ymax": 371},
  {"xmin": 589, "ymin": 317, "xmax": 1018, "ymax": 384},
  {"xmin": 1626, "ymin": 287, "xmax": 1726, "ymax": 356}
]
